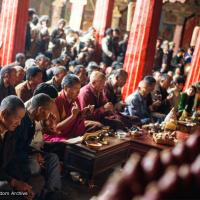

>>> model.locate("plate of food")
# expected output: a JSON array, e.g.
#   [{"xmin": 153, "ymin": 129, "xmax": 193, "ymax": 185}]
[
  {"xmin": 152, "ymin": 131, "xmax": 177, "ymax": 146},
  {"xmin": 129, "ymin": 127, "xmax": 144, "ymax": 138}
]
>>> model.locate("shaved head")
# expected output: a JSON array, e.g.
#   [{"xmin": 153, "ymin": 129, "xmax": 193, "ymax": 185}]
[
  {"xmin": 90, "ymin": 71, "xmax": 106, "ymax": 84},
  {"xmin": 90, "ymin": 71, "xmax": 106, "ymax": 92},
  {"xmin": 138, "ymin": 80, "xmax": 151, "ymax": 96},
  {"xmin": 14, "ymin": 65, "xmax": 24, "ymax": 71},
  {"xmin": 138, "ymin": 80, "xmax": 148, "ymax": 88}
]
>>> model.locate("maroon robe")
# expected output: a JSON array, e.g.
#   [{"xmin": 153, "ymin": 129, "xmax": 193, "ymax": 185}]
[
  {"xmin": 78, "ymin": 83, "xmax": 135, "ymax": 130},
  {"xmin": 78, "ymin": 83, "xmax": 108, "ymax": 122},
  {"xmin": 44, "ymin": 90, "xmax": 85, "ymax": 142}
]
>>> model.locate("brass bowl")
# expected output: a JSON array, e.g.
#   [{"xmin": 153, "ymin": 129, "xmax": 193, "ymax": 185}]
[
  {"xmin": 86, "ymin": 142, "xmax": 102, "ymax": 150},
  {"xmin": 99, "ymin": 140, "xmax": 109, "ymax": 145}
]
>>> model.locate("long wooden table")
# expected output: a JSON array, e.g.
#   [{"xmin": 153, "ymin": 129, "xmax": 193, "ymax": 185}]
[
  {"xmin": 65, "ymin": 137, "xmax": 130, "ymax": 185},
  {"xmin": 64, "ymin": 132, "xmax": 169, "ymax": 185}
]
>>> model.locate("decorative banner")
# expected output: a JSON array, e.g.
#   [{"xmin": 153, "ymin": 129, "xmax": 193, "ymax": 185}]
[{"xmin": 0, "ymin": 0, "xmax": 29, "ymax": 66}]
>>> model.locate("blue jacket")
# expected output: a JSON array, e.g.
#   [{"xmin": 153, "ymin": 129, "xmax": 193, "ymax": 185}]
[{"xmin": 124, "ymin": 90, "xmax": 150, "ymax": 121}]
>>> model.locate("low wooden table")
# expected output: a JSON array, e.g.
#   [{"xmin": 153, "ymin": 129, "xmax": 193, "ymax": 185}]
[
  {"xmin": 64, "ymin": 129, "xmax": 191, "ymax": 186},
  {"xmin": 129, "ymin": 134, "xmax": 167, "ymax": 155},
  {"xmin": 64, "ymin": 132, "xmax": 173, "ymax": 185},
  {"xmin": 65, "ymin": 137, "xmax": 130, "ymax": 185}
]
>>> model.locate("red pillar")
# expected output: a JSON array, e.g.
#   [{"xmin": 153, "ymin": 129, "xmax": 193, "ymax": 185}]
[
  {"xmin": 93, "ymin": 0, "xmax": 114, "ymax": 47},
  {"xmin": 69, "ymin": 0, "xmax": 87, "ymax": 31},
  {"xmin": 0, "ymin": 0, "xmax": 29, "ymax": 66},
  {"xmin": 184, "ymin": 32, "xmax": 200, "ymax": 89},
  {"xmin": 123, "ymin": 0, "xmax": 162, "ymax": 98},
  {"xmin": 173, "ymin": 25, "xmax": 184, "ymax": 55}
]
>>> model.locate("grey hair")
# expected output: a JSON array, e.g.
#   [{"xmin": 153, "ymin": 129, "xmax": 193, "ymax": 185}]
[{"xmin": 0, "ymin": 95, "xmax": 25, "ymax": 114}]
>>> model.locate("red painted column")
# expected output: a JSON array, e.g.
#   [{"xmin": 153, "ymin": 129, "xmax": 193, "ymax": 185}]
[
  {"xmin": 184, "ymin": 32, "xmax": 200, "ymax": 89},
  {"xmin": 0, "ymin": 0, "xmax": 29, "ymax": 66},
  {"xmin": 93, "ymin": 0, "xmax": 114, "ymax": 47},
  {"xmin": 123, "ymin": 0, "xmax": 162, "ymax": 98},
  {"xmin": 173, "ymin": 25, "xmax": 184, "ymax": 54},
  {"xmin": 69, "ymin": 0, "xmax": 87, "ymax": 31}
]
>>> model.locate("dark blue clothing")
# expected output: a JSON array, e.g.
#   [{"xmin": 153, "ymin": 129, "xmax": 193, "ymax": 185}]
[
  {"xmin": 5, "ymin": 113, "xmax": 36, "ymax": 182},
  {"xmin": 124, "ymin": 91, "xmax": 150, "ymax": 124},
  {"xmin": 14, "ymin": 113, "xmax": 62, "ymax": 191},
  {"xmin": 0, "ymin": 132, "xmax": 16, "ymax": 183},
  {"xmin": 14, "ymin": 113, "xmax": 35, "ymax": 162},
  {"xmin": 184, "ymin": 52, "xmax": 192, "ymax": 64},
  {"xmin": 0, "ymin": 114, "xmax": 36, "ymax": 183}
]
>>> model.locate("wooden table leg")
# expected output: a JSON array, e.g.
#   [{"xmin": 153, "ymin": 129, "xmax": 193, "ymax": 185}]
[{"xmin": 88, "ymin": 179, "xmax": 97, "ymax": 189}]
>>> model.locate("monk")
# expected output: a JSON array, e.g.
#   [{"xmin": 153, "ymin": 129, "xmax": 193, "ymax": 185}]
[
  {"xmin": 78, "ymin": 71, "xmax": 132, "ymax": 130},
  {"xmin": 44, "ymin": 74, "xmax": 93, "ymax": 142}
]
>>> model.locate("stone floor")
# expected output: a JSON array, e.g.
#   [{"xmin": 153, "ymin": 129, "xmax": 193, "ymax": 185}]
[
  {"xmin": 61, "ymin": 169, "xmax": 113, "ymax": 200},
  {"xmin": 31, "ymin": 169, "xmax": 114, "ymax": 200}
]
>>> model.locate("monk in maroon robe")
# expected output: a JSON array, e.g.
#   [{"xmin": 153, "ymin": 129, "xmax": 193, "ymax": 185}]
[
  {"xmin": 78, "ymin": 71, "xmax": 133, "ymax": 130},
  {"xmin": 44, "ymin": 74, "xmax": 86, "ymax": 142}
]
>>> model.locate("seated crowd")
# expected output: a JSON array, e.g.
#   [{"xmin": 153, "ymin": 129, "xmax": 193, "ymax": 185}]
[{"xmin": 0, "ymin": 9, "xmax": 198, "ymax": 200}]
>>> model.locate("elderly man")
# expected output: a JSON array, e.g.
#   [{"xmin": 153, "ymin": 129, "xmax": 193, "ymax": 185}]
[
  {"xmin": 15, "ymin": 66, "xmax": 43, "ymax": 102},
  {"xmin": 0, "ymin": 96, "xmax": 33, "ymax": 199},
  {"xmin": 79, "ymin": 71, "xmax": 113, "ymax": 120},
  {"xmin": 15, "ymin": 94, "xmax": 68, "ymax": 199},
  {"xmin": 78, "ymin": 71, "xmax": 130, "ymax": 129},
  {"xmin": 104, "ymin": 69, "xmax": 128, "ymax": 112},
  {"xmin": 123, "ymin": 80, "xmax": 151, "ymax": 124},
  {"xmin": 0, "ymin": 66, "xmax": 17, "ymax": 103},
  {"xmin": 151, "ymin": 73, "xmax": 172, "ymax": 115}
]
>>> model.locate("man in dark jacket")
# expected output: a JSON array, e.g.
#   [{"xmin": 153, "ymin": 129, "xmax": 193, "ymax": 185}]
[
  {"xmin": 101, "ymin": 28, "xmax": 115, "ymax": 66},
  {"xmin": 0, "ymin": 95, "xmax": 69, "ymax": 200},
  {"xmin": 0, "ymin": 96, "xmax": 33, "ymax": 199},
  {"xmin": 151, "ymin": 73, "xmax": 172, "ymax": 116},
  {"xmin": 16, "ymin": 94, "xmax": 64, "ymax": 199},
  {"xmin": 103, "ymin": 69, "xmax": 128, "ymax": 111}
]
